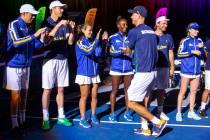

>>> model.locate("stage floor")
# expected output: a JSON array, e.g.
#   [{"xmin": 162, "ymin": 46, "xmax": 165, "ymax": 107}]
[{"xmin": 0, "ymin": 85, "xmax": 210, "ymax": 140}]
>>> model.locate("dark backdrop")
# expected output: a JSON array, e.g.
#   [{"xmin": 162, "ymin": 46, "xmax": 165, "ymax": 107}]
[{"xmin": 1, "ymin": 0, "xmax": 210, "ymax": 49}]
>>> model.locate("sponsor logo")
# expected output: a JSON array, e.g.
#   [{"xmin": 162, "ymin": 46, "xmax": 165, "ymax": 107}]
[
  {"xmin": 141, "ymin": 30, "xmax": 155, "ymax": 34},
  {"xmin": 157, "ymin": 45, "xmax": 167, "ymax": 50}
]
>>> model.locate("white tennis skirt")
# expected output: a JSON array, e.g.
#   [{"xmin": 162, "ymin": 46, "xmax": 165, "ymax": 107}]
[{"xmin": 75, "ymin": 75, "xmax": 101, "ymax": 85}]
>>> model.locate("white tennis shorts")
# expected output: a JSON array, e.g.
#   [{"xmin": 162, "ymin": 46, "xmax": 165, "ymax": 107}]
[
  {"xmin": 4, "ymin": 67, "xmax": 30, "ymax": 90},
  {"xmin": 205, "ymin": 70, "xmax": 210, "ymax": 90},
  {"xmin": 128, "ymin": 71, "xmax": 156, "ymax": 102},
  {"xmin": 42, "ymin": 59, "xmax": 69, "ymax": 89}
]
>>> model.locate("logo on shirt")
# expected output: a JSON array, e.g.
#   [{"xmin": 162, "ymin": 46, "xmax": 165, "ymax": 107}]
[
  {"xmin": 141, "ymin": 30, "xmax": 155, "ymax": 34},
  {"xmin": 157, "ymin": 45, "xmax": 167, "ymax": 50},
  {"xmin": 189, "ymin": 43, "xmax": 194, "ymax": 46},
  {"xmin": 115, "ymin": 40, "xmax": 121, "ymax": 43}
]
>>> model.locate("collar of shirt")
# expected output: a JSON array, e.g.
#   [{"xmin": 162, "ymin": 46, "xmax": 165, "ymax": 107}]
[{"xmin": 47, "ymin": 17, "xmax": 58, "ymax": 26}]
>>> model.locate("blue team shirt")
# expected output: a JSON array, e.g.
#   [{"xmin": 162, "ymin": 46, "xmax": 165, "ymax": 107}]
[
  {"xmin": 128, "ymin": 24, "xmax": 158, "ymax": 72},
  {"xmin": 42, "ymin": 17, "xmax": 70, "ymax": 59},
  {"xmin": 156, "ymin": 34, "xmax": 174, "ymax": 68},
  {"xmin": 205, "ymin": 39, "xmax": 210, "ymax": 70}
]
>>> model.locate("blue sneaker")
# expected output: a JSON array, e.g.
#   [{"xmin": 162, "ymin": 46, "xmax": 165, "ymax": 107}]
[
  {"xmin": 124, "ymin": 111, "xmax": 133, "ymax": 121},
  {"xmin": 91, "ymin": 114, "xmax": 99, "ymax": 124},
  {"xmin": 152, "ymin": 120, "xmax": 167, "ymax": 137},
  {"xmin": 79, "ymin": 120, "xmax": 91, "ymax": 128},
  {"xmin": 109, "ymin": 113, "xmax": 117, "ymax": 122}
]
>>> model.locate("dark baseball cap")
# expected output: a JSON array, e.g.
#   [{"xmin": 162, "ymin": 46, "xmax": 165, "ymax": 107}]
[{"xmin": 128, "ymin": 5, "xmax": 148, "ymax": 17}]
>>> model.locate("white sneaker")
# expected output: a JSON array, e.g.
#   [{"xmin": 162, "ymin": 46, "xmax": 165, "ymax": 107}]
[
  {"xmin": 176, "ymin": 113, "xmax": 182, "ymax": 122},
  {"xmin": 160, "ymin": 112, "xmax": 170, "ymax": 121},
  {"xmin": 187, "ymin": 112, "xmax": 201, "ymax": 120}
]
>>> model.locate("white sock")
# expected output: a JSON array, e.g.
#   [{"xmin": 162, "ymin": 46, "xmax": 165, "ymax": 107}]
[
  {"xmin": 19, "ymin": 110, "xmax": 26, "ymax": 124},
  {"xmin": 11, "ymin": 115, "xmax": 19, "ymax": 128},
  {"xmin": 58, "ymin": 107, "xmax": 65, "ymax": 119},
  {"xmin": 201, "ymin": 102, "xmax": 207, "ymax": 110},
  {"xmin": 141, "ymin": 121, "xmax": 149, "ymax": 130},
  {"xmin": 43, "ymin": 109, "xmax": 49, "ymax": 121},
  {"xmin": 150, "ymin": 117, "xmax": 160, "ymax": 125}
]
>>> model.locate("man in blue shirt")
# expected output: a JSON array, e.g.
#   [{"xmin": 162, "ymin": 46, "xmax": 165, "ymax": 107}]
[
  {"xmin": 5, "ymin": 4, "xmax": 46, "ymax": 138},
  {"xmin": 154, "ymin": 13, "xmax": 174, "ymax": 119},
  {"xmin": 141, "ymin": 9, "xmax": 175, "ymax": 134},
  {"xmin": 41, "ymin": 0, "xmax": 75, "ymax": 130},
  {"xmin": 124, "ymin": 6, "xmax": 167, "ymax": 137}
]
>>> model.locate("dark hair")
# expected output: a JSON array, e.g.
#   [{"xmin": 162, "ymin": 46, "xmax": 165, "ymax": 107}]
[{"xmin": 116, "ymin": 16, "xmax": 127, "ymax": 25}]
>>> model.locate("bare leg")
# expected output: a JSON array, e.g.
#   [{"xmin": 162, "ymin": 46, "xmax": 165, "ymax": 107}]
[
  {"xmin": 189, "ymin": 77, "xmax": 200, "ymax": 112},
  {"xmin": 19, "ymin": 89, "xmax": 28, "ymax": 124},
  {"xmin": 123, "ymin": 75, "xmax": 132, "ymax": 112},
  {"xmin": 91, "ymin": 84, "xmax": 98, "ymax": 115},
  {"xmin": 11, "ymin": 90, "xmax": 20, "ymax": 128},
  {"xmin": 177, "ymin": 76, "xmax": 190, "ymax": 113},
  {"xmin": 110, "ymin": 76, "xmax": 121, "ymax": 114},
  {"xmin": 79, "ymin": 85, "xmax": 90, "ymax": 120}
]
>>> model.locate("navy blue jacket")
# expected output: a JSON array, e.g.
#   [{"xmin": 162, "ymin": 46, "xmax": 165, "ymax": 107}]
[
  {"xmin": 7, "ymin": 17, "xmax": 43, "ymax": 68},
  {"xmin": 109, "ymin": 32, "xmax": 133, "ymax": 73},
  {"xmin": 178, "ymin": 36, "xmax": 204, "ymax": 75},
  {"xmin": 75, "ymin": 36, "xmax": 102, "ymax": 77}
]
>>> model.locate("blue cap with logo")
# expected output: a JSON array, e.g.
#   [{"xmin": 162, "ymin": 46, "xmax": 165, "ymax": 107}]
[
  {"xmin": 187, "ymin": 22, "xmax": 200, "ymax": 30},
  {"xmin": 128, "ymin": 5, "xmax": 148, "ymax": 18}
]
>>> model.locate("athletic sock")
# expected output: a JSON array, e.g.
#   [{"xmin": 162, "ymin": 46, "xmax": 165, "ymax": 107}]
[
  {"xmin": 11, "ymin": 115, "xmax": 19, "ymax": 128},
  {"xmin": 201, "ymin": 102, "xmax": 207, "ymax": 110},
  {"xmin": 141, "ymin": 120, "xmax": 149, "ymax": 130},
  {"xmin": 42, "ymin": 109, "xmax": 49, "ymax": 121},
  {"xmin": 19, "ymin": 110, "xmax": 26, "ymax": 124},
  {"xmin": 58, "ymin": 107, "xmax": 65, "ymax": 119},
  {"xmin": 150, "ymin": 117, "xmax": 160, "ymax": 125}
]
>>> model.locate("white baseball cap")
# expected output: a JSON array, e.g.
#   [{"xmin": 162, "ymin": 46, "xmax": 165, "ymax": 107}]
[
  {"xmin": 156, "ymin": 16, "xmax": 170, "ymax": 24},
  {"xmin": 20, "ymin": 4, "xmax": 39, "ymax": 15},
  {"xmin": 49, "ymin": 0, "xmax": 67, "ymax": 10}
]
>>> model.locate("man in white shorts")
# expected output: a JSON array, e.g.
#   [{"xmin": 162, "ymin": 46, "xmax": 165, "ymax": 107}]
[
  {"xmin": 41, "ymin": 0, "xmax": 75, "ymax": 130},
  {"xmin": 199, "ymin": 39, "xmax": 210, "ymax": 118},
  {"xmin": 142, "ymin": 8, "xmax": 175, "ymax": 132},
  {"xmin": 124, "ymin": 6, "xmax": 168, "ymax": 137},
  {"xmin": 5, "ymin": 4, "xmax": 46, "ymax": 138}
]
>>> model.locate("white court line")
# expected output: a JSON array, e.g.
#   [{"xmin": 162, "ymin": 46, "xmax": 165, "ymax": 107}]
[{"xmin": 26, "ymin": 116, "xmax": 210, "ymax": 128}]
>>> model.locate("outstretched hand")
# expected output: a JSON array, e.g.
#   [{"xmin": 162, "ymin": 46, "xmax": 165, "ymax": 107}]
[
  {"xmin": 96, "ymin": 28, "xmax": 102, "ymax": 39},
  {"xmin": 102, "ymin": 31, "xmax": 108, "ymax": 41},
  {"xmin": 34, "ymin": 27, "xmax": 47, "ymax": 38}
]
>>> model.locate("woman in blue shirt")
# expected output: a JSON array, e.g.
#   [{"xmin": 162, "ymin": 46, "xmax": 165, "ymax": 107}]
[
  {"xmin": 108, "ymin": 17, "xmax": 134, "ymax": 122},
  {"xmin": 75, "ymin": 24, "xmax": 107, "ymax": 128},
  {"xmin": 176, "ymin": 23, "xmax": 204, "ymax": 122}
]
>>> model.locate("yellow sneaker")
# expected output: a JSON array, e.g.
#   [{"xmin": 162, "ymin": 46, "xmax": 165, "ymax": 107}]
[{"xmin": 134, "ymin": 128, "xmax": 152, "ymax": 136}]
